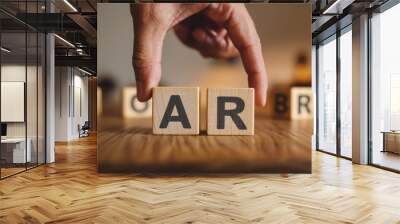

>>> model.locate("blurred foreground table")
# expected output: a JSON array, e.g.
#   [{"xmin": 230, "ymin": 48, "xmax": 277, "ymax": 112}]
[{"xmin": 97, "ymin": 115, "xmax": 312, "ymax": 173}]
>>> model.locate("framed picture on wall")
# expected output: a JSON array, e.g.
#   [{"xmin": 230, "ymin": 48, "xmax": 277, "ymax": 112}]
[{"xmin": 1, "ymin": 81, "xmax": 25, "ymax": 122}]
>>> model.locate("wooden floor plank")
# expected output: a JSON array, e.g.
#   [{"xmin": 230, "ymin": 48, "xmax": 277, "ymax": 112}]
[{"xmin": 0, "ymin": 119, "xmax": 400, "ymax": 223}]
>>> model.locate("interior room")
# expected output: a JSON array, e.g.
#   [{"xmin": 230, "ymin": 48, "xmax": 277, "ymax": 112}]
[
  {"xmin": 0, "ymin": 20, "xmax": 46, "ymax": 178},
  {"xmin": 1, "ymin": 0, "xmax": 400, "ymax": 223}
]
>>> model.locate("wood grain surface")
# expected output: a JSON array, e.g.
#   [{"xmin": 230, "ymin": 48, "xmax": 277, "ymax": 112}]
[
  {"xmin": 207, "ymin": 88, "xmax": 254, "ymax": 135},
  {"xmin": 152, "ymin": 87, "xmax": 200, "ymax": 135},
  {"xmin": 98, "ymin": 115, "xmax": 311, "ymax": 173}
]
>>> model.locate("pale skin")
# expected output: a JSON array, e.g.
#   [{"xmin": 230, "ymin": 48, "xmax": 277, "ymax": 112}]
[{"xmin": 131, "ymin": 3, "xmax": 268, "ymax": 106}]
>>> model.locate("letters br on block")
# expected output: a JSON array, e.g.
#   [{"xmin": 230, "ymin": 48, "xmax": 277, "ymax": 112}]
[
  {"xmin": 153, "ymin": 87, "xmax": 200, "ymax": 135},
  {"xmin": 122, "ymin": 87, "xmax": 152, "ymax": 119},
  {"xmin": 207, "ymin": 88, "xmax": 254, "ymax": 135}
]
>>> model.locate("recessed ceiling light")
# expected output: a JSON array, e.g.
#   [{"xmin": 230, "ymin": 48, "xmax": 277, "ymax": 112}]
[
  {"xmin": 323, "ymin": 0, "xmax": 354, "ymax": 15},
  {"xmin": 1, "ymin": 47, "xmax": 11, "ymax": 53},
  {"xmin": 77, "ymin": 67, "xmax": 93, "ymax": 76},
  {"xmin": 63, "ymin": 0, "xmax": 78, "ymax": 12},
  {"xmin": 54, "ymin": 34, "xmax": 75, "ymax": 48}
]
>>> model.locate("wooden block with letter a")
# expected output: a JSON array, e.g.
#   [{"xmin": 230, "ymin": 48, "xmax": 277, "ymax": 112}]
[
  {"xmin": 152, "ymin": 87, "xmax": 200, "ymax": 135},
  {"xmin": 122, "ymin": 87, "xmax": 152, "ymax": 118},
  {"xmin": 290, "ymin": 87, "xmax": 313, "ymax": 120},
  {"xmin": 207, "ymin": 88, "xmax": 254, "ymax": 135}
]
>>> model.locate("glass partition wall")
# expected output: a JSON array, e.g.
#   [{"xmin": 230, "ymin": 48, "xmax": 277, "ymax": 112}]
[
  {"xmin": 316, "ymin": 26, "xmax": 353, "ymax": 159},
  {"xmin": 317, "ymin": 35, "xmax": 337, "ymax": 155},
  {"xmin": 339, "ymin": 27, "xmax": 352, "ymax": 159},
  {"xmin": 0, "ymin": 2, "xmax": 46, "ymax": 179},
  {"xmin": 370, "ymin": 2, "xmax": 400, "ymax": 171}
]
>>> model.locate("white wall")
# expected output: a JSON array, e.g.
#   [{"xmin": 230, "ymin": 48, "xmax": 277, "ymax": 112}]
[
  {"xmin": 55, "ymin": 66, "xmax": 69, "ymax": 141},
  {"xmin": 1, "ymin": 65, "xmax": 37, "ymax": 137},
  {"xmin": 75, "ymin": 73, "xmax": 89, "ymax": 122},
  {"xmin": 71, "ymin": 73, "xmax": 89, "ymax": 138},
  {"xmin": 1, "ymin": 65, "xmax": 26, "ymax": 134},
  {"xmin": 55, "ymin": 67, "xmax": 89, "ymax": 141}
]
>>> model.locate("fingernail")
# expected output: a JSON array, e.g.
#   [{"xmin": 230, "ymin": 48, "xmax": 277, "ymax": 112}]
[
  {"xmin": 261, "ymin": 94, "xmax": 267, "ymax": 106},
  {"xmin": 261, "ymin": 99, "xmax": 267, "ymax": 107},
  {"xmin": 256, "ymin": 95, "xmax": 267, "ymax": 107}
]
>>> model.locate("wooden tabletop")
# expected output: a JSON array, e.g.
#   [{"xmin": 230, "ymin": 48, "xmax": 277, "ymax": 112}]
[{"xmin": 97, "ymin": 115, "xmax": 312, "ymax": 173}]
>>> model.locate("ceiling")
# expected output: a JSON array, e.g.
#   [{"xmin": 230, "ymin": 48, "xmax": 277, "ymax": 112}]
[{"xmin": 0, "ymin": 0, "xmax": 392, "ymax": 73}]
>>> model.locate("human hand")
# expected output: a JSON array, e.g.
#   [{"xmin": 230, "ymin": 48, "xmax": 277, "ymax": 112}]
[{"xmin": 131, "ymin": 3, "xmax": 267, "ymax": 106}]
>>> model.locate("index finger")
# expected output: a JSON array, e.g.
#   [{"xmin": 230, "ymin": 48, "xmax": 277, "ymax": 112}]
[{"xmin": 205, "ymin": 3, "xmax": 268, "ymax": 106}]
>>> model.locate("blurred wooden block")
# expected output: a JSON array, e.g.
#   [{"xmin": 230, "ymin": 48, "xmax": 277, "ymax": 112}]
[
  {"xmin": 270, "ymin": 86, "xmax": 290, "ymax": 118},
  {"xmin": 122, "ymin": 87, "xmax": 152, "ymax": 118},
  {"xmin": 290, "ymin": 87, "xmax": 313, "ymax": 120},
  {"xmin": 207, "ymin": 88, "xmax": 254, "ymax": 135},
  {"xmin": 153, "ymin": 87, "xmax": 200, "ymax": 135},
  {"xmin": 97, "ymin": 87, "xmax": 102, "ymax": 116}
]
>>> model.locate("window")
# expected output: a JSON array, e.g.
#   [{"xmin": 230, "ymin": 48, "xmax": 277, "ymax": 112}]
[
  {"xmin": 339, "ymin": 27, "xmax": 352, "ymax": 158},
  {"xmin": 370, "ymin": 2, "xmax": 400, "ymax": 171},
  {"xmin": 316, "ymin": 25, "xmax": 353, "ymax": 159},
  {"xmin": 0, "ymin": 1, "xmax": 47, "ymax": 179},
  {"xmin": 317, "ymin": 35, "xmax": 337, "ymax": 154}
]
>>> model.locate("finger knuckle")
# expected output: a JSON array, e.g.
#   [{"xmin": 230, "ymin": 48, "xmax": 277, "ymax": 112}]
[{"xmin": 132, "ymin": 54, "xmax": 153, "ymax": 80}]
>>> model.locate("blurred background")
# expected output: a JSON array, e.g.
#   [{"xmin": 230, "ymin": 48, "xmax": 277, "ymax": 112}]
[{"xmin": 97, "ymin": 3, "xmax": 311, "ymax": 123}]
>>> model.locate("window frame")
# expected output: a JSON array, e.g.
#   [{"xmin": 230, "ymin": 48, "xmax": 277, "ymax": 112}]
[
  {"xmin": 0, "ymin": 0, "xmax": 48, "ymax": 180},
  {"xmin": 315, "ymin": 22, "xmax": 353, "ymax": 160}
]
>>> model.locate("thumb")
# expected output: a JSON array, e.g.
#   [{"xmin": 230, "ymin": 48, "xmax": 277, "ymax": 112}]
[{"xmin": 131, "ymin": 5, "xmax": 167, "ymax": 102}]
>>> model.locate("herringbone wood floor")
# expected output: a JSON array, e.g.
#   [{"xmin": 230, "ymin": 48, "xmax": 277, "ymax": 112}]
[{"xmin": 1, "ymin": 122, "xmax": 400, "ymax": 223}]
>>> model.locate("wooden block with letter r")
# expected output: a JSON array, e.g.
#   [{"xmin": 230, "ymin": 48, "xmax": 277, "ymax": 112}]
[
  {"xmin": 290, "ymin": 87, "xmax": 313, "ymax": 120},
  {"xmin": 152, "ymin": 87, "xmax": 200, "ymax": 135},
  {"xmin": 207, "ymin": 88, "xmax": 254, "ymax": 135}
]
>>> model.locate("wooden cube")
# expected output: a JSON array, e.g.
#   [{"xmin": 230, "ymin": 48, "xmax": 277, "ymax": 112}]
[
  {"xmin": 97, "ymin": 87, "xmax": 102, "ymax": 116},
  {"xmin": 270, "ymin": 86, "xmax": 291, "ymax": 118},
  {"xmin": 153, "ymin": 87, "xmax": 200, "ymax": 135},
  {"xmin": 207, "ymin": 88, "xmax": 254, "ymax": 135},
  {"xmin": 290, "ymin": 87, "xmax": 313, "ymax": 120},
  {"xmin": 122, "ymin": 87, "xmax": 152, "ymax": 119}
]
